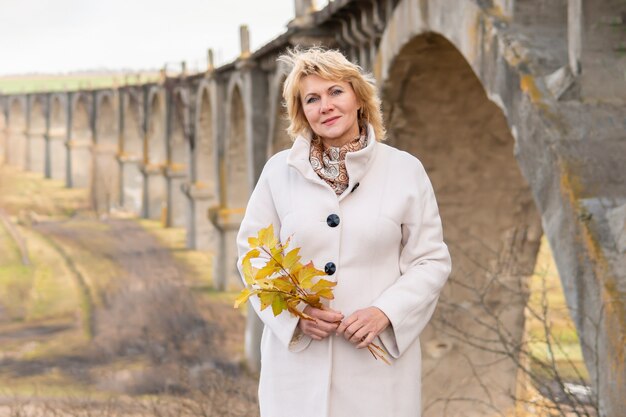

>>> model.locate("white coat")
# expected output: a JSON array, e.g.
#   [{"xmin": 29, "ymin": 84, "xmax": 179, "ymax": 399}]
[{"xmin": 236, "ymin": 125, "xmax": 451, "ymax": 417}]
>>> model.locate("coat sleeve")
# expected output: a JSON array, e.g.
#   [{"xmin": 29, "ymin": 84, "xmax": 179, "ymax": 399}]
[
  {"xmin": 371, "ymin": 159, "xmax": 451, "ymax": 359},
  {"xmin": 236, "ymin": 159, "xmax": 312, "ymax": 353}
]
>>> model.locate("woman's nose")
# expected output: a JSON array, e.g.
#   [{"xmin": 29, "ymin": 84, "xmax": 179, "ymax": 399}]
[{"xmin": 320, "ymin": 96, "xmax": 333, "ymax": 113}]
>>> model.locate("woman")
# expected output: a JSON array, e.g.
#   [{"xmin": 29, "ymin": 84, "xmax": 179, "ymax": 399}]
[{"xmin": 236, "ymin": 47, "xmax": 451, "ymax": 417}]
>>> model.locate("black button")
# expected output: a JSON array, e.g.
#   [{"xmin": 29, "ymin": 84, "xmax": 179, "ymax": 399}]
[
  {"xmin": 351, "ymin": 182, "xmax": 360, "ymax": 193},
  {"xmin": 326, "ymin": 214, "xmax": 340, "ymax": 227},
  {"xmin": 324, "ymin": 262, "xmax": 336, "ymax": 275}
]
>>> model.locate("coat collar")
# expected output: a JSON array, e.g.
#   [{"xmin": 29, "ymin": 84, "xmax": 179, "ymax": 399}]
[{"xmin": 286, "ymin": 123, "xmax": 378, "ymax": 201}]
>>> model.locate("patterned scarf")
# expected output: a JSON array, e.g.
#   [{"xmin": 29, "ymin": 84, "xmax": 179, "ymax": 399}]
[{"xmin": 309, "ymin": 125, "xmax": 368, "ymax": 195}]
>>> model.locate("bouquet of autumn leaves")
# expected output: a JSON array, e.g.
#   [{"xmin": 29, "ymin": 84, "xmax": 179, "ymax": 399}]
[{"xmin": 234, "ymin": 225, "xmax": 389, "ymax": 364}]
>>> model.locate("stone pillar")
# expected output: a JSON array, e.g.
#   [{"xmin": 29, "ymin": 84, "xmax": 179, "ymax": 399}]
[
  {"xmin": 93, "ymin": 143, "xmax": 119, "ymax": 214},
  {"xmin": 165, "ymin": 165, "xmax": 187, "ymax": 227},
  {"xmin": 67, "ymin": 139, "xmax": 93, "ymax": 188},
  {"xmin": 141, "ymin": 163, "xmax": 167, "ymax": 221},
  {"xmin": 26, "ymin": 128, "xmax": 46, "ymax": 174},
  {"xmin": 577, "ymin": 0, "xmax": 626, "ymax": 100},
  {"xmin": 294, "ymin": 0, "xmax": 316, "ymax": 18},
  {"xmin": 8, "ymin": 121, "xmax": 27, "ymax": 170},
  {"xmin": 182, "ymin": 183, "xmax": 217, "ymax": 250},
  {"xmin": 493, "ymin": 0, "xmax": 514, "ymax": 17},
  {"xmin": 0, "ymin": 107, "xmax": 6, "ymax": 166},
  {"xmin": 210, "ymin": 207, "xmax": 245, "ymax": 290},
  {"xmin": 48, "ymin": 126, "xmax": 67, "ymax": 180},
  {"xmin": 239, "ymin": 25, "xmax": 251, "ymax": 58},
  {"xmin": 118, "ymin": 154, "xmax": 143, "ymax": 214}
]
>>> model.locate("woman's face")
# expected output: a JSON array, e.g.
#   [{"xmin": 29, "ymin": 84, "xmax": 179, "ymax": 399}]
[{"xmin": 300, "ymin": 74, "xmax": 360, "ymax": 146}]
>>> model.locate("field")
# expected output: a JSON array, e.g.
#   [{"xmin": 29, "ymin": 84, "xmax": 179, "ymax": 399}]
[{"xmin": 0, "ymin": 72, "xmax": 160, "ymax": 95}]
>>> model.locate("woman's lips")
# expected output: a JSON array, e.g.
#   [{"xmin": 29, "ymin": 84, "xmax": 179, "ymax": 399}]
[{"xmin": 322, "ymin": 116, "xmax": 341, "ymax": 125}]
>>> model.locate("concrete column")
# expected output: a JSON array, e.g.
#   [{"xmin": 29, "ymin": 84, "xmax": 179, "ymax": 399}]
[
  {"xmin": 118, "ymin": 155, "xmax": 143, "ymax": 214},
  {"xmin": 577, "ymin": 0, "xmax": 626, "ymax": 100},
  {"xmin": 26, "ymin": 98, "xmax": 46, "ymax": 174},
  {"xmin": 49, "ymin": 127, "xmax": 67, "ymax": 180},
  {"xmin": 239, "ymin": 25, "xmax": 251, "ymax": 58},
  {"xmin": 0, "ymin": 100, "xmax": 7, "ymax": 166},
  {"xmin": 294, "ymin": 0, "xmax": 317, "ymax": 18},
  {"xmin": 207, "ymin": 49, "xmax": 214, "ymax": 72},
  {"xmin": 141, "ymin": 164, "xmax": 167, "ymax": 221},
  {"xmin": 165, "ymin": 166, "xmax": 187, "ymax": 227},
  {"xmin": 67, "ymin": 139, "xmax": 93, "ymax": 188},
  {"xmin": 93, "ymin": 144, "xmax": 119, "ymax": 213},
  {"xmin": 493, "ymin": 0, "xmax": 514, "ymax": 17},
  {"xmin": 183, "ymin": 183, "xmax": 217, "ymax": 250},
  {"xmin": 568, "ymin": 0, "xmax": 582, "ymax": 75}
]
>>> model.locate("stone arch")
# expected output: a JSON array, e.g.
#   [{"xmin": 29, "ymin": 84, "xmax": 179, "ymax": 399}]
[
  {"xmin": 96, "ymin": 93, "xmax": 117, "ymax": 148},
  {"xmin": 93, "ymin": 92, "xmax": 120, "ymax": 213},
  {"xmin": 267, "ymin": 72, "xmax": 292, "ymax": 157},
  {"xmin": 28, "ymin": 96, "xmax": 47, "ymax": 173},
  {"xmin": 381, "ymin": 32, "xmax": 543, "ymax": 416},
  {"xmin": 142, "ymin": 87, "xmax": 167, "ymax": 220},
  {"xmin": 194, "ymin": 82, "xmax": 216, "ymax": 188},
  {"xmin": 184, "ymin": 81, "xmax": 218, "ymax": 251},
  {"xmin": 146, "ymin": 89, "xmax": 167, "ymax": 165},
  {"xmin": 165, "ymin": 88, "xmax": 190, "ymax": 227},
  {"xmin": 214, "ymin": 78, "xmax": 251, "ymax": 290},
  {"xmin": 224, "ymin": 81, "xmax": 250, "ymax": 209},
  {"xmin": 68, "ymin": 94, "xmax": 93, "ymax": 188},
  {"xmin": 0, "ymin": 101, "xmax": 6, "ymax": 165},
  {"xmin": 48, "ymin": 94, "xmax": 67, "ymax": 180},
  {"xmin": 8, "ymin": 97, "xmax": 27, "ymax": 169},
  {"xmin": 121, "ymin": 90, "xmax": 143, "ymax": 156},
  {"xmin": 119, "ymin": 89, "xmax": 144, "ymax": 214}
]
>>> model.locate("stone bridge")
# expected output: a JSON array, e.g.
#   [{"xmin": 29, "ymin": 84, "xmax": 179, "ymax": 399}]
[{"xmin": 1, "ymin": 0, "xmax": 624, "ymax": 415}]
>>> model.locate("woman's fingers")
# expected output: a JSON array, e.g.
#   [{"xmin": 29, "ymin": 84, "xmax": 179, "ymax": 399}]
[
  {"xmin": 351, "ymin": 325, "xmax": 370, "ymax": 345},
  {"xmin": 336, "ymin": 313, "xmax": 358, "ymax": 335},
  {"xmin": 312, "ymin": 307, "xmax": 343, "ymax": 323},
  {"xmin": 356, "ymin": 330, "xmax": 376, "ymax": 349}
]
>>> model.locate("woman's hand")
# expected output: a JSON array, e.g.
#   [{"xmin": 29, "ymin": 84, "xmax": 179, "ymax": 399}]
[
  {"xmin": 336, "ymin": 307, "xmax": 390, "ymax": 349},
  {"xmin": 298, "ymin": 306, "xmax": 343, "ymax": 341}
]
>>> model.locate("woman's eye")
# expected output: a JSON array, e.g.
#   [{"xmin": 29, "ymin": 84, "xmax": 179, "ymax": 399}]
[
  {"xmin": 331, "ymin": 89, "xmax": 343, "ymax": 96},
  {"xmin": 306, "ymin": 97, "xmax": 318, "ymax": 104}
]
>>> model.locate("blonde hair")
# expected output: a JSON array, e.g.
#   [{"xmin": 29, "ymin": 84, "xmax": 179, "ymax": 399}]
[{"xmin": 278, "ymin": 47, "xmax": 386, "ymax": 141}]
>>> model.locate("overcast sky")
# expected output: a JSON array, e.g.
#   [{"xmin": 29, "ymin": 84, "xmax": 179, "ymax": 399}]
[{"xmin": 0, "ymin": 0, "xmax": 331, "ymax": 76}]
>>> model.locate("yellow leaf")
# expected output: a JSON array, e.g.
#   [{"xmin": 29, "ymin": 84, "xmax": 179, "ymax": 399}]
[
  {"xmin": 241, "ymin": 249, "xmax": 260, "ymax": 285},
  {"xmin": 248, "ymin": 236, "xmax": 260, "ymax": 248},
  {"xmin": 315, "ymin": 288, "xmax": 335, "ymax": 300},
  {"xmin": 283, "ymin": 248, "xmax": 301, "ymax": 270},
  {"xmin": 256, "ymin": 263, "xmax": 281, "ymax": 280},
  {"xmin": 234, "ymin": 288, "xmax": 252, "ymax": 308},
  {"xmin": 259, "ymin": 291, "xmax": 276, "ymax": 311},
  {"xmin": 273, "ymin": 277, "xmax": 295, "ymax": 293},
  {"xmin": 258, "ymin": 224, "xmax": 278, "ymax": 248},
  {"xmin": 311, "ymin": 279, "xmax": 337, "ymax": 292},
  {"xmin": 271, "ymin": 296, "xmax": 287, "ymax": 316},
  {"xmin": 297, "ymin": 263, "xmax": 326, "ymax": 289},
  {"xmin": 254, "ymin": 278, "xmax": 274, "ymax": 289},
  {"xmin": 305, "ymin": 294, "xmax": 321, "ymax": 308}
]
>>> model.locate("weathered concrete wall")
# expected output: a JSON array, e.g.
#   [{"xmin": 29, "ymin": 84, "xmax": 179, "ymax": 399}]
[
  {"xmin": 382, "ymin": 32, "xmax": 543, "ymax": 416},
  {"xmin": 1, "ymin": 0, "xmax": 624, "ymax": 414}
]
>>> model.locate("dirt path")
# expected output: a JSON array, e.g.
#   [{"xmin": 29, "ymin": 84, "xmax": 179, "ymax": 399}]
[{"xmin": 0, "ymin": 166, "xmax": 257, "ymax": 417}]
